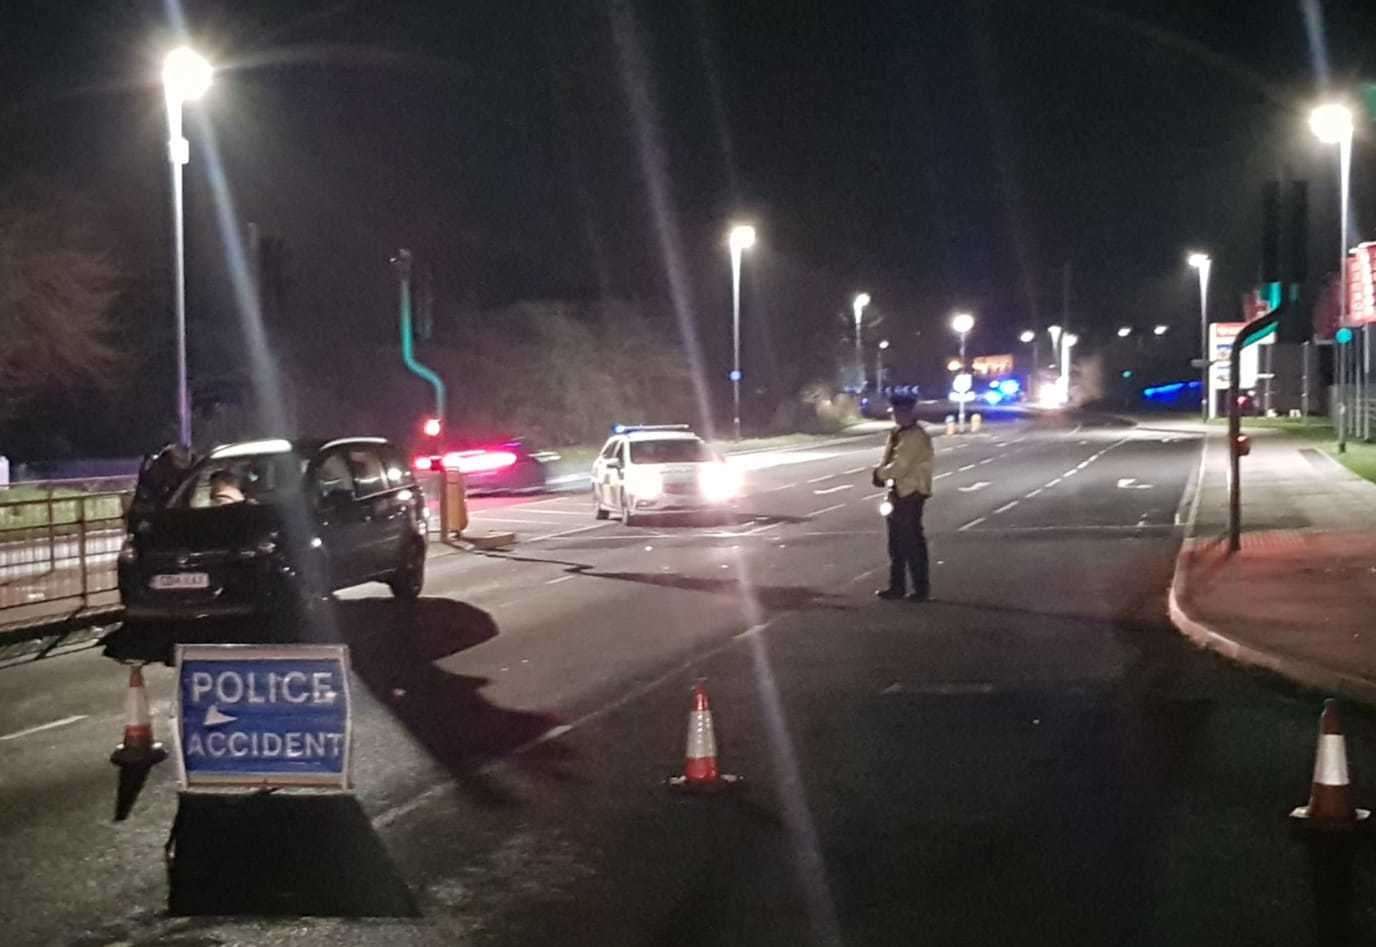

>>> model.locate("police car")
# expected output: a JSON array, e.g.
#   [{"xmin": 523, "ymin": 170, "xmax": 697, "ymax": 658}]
[{"xmin": 591, "ymin": 425, "xmax": 741, "ymax": 525}]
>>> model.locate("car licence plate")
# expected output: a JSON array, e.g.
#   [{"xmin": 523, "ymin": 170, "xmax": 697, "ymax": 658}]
[{"xmin": 150, "ymin": 573, "xmax": 209, "ymax": 590}]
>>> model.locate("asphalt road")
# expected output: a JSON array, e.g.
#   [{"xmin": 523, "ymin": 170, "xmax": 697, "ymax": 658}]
[{"xmin": 3, "ymin": 413, "xmax": 1375, "ymax": 946}]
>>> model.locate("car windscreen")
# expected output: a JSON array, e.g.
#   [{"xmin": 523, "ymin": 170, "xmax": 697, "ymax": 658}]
[
  {"xmin": 167, "ymin": 453, "xmax": 309, "ymax": 509},
  {"xmin": 628, "ymin": 440, "xmax": 716, "ymax": 464}
]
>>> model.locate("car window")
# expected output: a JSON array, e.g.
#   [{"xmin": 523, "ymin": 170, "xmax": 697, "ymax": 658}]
[
  {"xmin": 628, "ymin": 440, "xmax": 715, "ymax": 464},
  {"xmin": 313, "ymin": 451, "xmax": 355, "ymax": 502},
  {"xmin": 599, "ymin": 439, "xmax": 620, "ymax": 461},
  {"xmin": 172, "ymin": 453, "xmax": 305, "ymax": 509},
  {"xmin": 347, "ymin": 447, "xmax": 388, "ymax": 497},
  {"xmin": 378, "ymin": 445, "xmax": 414, "ymax": 487}
]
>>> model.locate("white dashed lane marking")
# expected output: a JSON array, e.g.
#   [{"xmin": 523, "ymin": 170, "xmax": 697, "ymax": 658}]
[
  {"xmin": 958, "ymin": 517, "xmax": 987, "ymax": 532},
  {"xmin": 993, "ymin": 500, "xmax": 1019, "ymax": 514}
]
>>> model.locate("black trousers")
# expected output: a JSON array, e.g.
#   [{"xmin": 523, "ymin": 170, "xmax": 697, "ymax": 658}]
[{"xmin": 886, "ymin": 492, "xmax": 929, "ymax": 595}]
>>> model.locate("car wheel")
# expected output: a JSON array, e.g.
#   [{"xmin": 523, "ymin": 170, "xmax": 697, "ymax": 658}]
[
  {"xmin": 388, "ymin": 540, "xmax": 425, "ymax": 601},
  {"xmin": 593, "ymin": 488, "xmax": 609, "ymax": 520},
  {"xmin": 620, "ymin": 490, "xmax": 636, "ymax": 527}
]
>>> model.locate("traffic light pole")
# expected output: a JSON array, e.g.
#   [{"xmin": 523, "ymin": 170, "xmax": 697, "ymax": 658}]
[{"xmin": 1228, "ymin": 309, "xmax": 1281, "ymax": 554}]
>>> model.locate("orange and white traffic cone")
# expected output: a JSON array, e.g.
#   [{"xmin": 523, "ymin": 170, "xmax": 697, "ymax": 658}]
[
  {"xmin": 110, "ymin": 664, "xmax": 167, "ymax": 768},
  {"xmin": 668, "ymin": 681, "xmax": 740, "ymax": 791},
  {"xmin": 1291, "ymin": 699, "xmax": 1369, "ymax": 829}
]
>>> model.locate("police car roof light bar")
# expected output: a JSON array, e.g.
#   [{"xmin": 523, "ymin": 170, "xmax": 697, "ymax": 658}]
[{"xmin": 613, "ymin": 424, "xmax": 691, "ymax": 434}]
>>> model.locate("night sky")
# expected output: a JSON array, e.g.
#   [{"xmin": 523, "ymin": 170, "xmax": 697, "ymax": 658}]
[{"xmin": 2, "ymin": 0, "xmax": 1373, "ymax": 453}]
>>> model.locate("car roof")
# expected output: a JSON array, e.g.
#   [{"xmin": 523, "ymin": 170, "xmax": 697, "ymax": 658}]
[
  {"xmin": 624, "ymin": 431, "xmax": 702, "ymax": 443},
  {"xmin": 208, "ymin": 437, "xmax": 390, "ymax": 460}
]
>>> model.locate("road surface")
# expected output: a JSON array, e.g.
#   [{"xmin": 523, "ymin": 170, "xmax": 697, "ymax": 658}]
[{"xmin": 2, "ymin": 414, "xmax": 1373, "ymax": 946}]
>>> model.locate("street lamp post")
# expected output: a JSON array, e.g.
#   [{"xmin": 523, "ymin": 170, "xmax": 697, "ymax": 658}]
[
  {"xmin": 162, "ymin": 47, "xmax": 213, "ymax": 449},
  {"xmin": 1047, "ymin": 324, "xmax": 1063, "ymax": 404},
  {"xmin": 1188, "ymin": 252, "xmax": 1211, "ymax": 421},
  {"xmin": 951, "ymin": 312, "xmax": 975, "ymax": 429},
  {"xmin": 1019, "ymin": 329, "xmax": 1038, "ymax": 401},
  {"xmin": 1311, "ymin": 103, "xmax": 1355, "ymax": 450},
  {"xmin": 876, "ymin": 339, "xmax": 890, "ymax": 392},
  {"xmin": 728, "ymin": 224, "xmax": 756, "ymax": 441},
  {"xmin": 852, "ymin": 293, "xmax": 871, "ymax": 392}
]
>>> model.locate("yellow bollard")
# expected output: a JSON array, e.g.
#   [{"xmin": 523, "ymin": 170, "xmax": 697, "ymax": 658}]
[
  {"xmin": 442, "ymin": 468, "xmax": 468, "ymax": 538},
  {"xmin": 970, "ymin": 413, "xmax": 983, "ymax": 433},
  {"xmin": 945, "ymin": 415, "xmax": 956, "ymax": 436}
]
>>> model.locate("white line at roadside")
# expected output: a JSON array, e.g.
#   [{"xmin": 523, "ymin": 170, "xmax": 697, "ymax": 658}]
[{"xmin": 0, "ymin": 715, "xmax": 88, "ymax": 742}]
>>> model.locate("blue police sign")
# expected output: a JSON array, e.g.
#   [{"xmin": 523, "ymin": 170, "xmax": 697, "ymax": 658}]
[{"xmin": 175, "ymin": 644, "xmax": 353, "ymax": 790}]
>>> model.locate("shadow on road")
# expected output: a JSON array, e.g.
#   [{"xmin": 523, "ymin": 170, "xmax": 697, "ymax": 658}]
[
  {"xmin": 167, "ymin": 792, "xmax": 418, "ymax": 917},
  {"xmin": 113, "ymin": 761, "xmax": 154, "ymax": 822},
  {"xmin": 336, "ymin": 597, "xmax": 574, "ymax": 807}
]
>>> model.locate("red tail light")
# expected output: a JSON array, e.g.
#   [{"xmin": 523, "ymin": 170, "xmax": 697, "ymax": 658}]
[{"xmin": 441, "ymin": 449, "xmax": 519, "ymax": 474}]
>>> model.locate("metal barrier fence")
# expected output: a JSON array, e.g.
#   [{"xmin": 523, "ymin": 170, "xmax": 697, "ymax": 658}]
[{"xmin": 0, "ymin": 476, "xmax": 134, "ymax": 631}]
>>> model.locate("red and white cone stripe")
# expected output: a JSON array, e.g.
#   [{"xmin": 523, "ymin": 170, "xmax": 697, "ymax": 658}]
[
  {"xmin": 668, "ymin": 682, "xmax": 739, "ymax": 791},
  {"xmin": 1291, "ymin": 699, "xmax": 1369, "ymax": 828}
]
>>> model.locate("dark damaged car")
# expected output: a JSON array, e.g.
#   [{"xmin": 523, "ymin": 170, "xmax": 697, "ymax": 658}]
[{"xmin": 119, "ymin": 437, "xmax": 427, "ymax": 636}]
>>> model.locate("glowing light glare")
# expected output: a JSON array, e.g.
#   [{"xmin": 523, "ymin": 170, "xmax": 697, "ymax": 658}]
[
  {"xmin": 946, "ymin": 358, "xmax": 963, "ymax": 372},
  {"xmin": 853, "ymin": 293, "xmax": 871, "ymax": 319},
  {"xmin": 1187, "ymin": 252, "xmax": 1210, "ymax": 269},
  {"xmin": 878, "ymin": 339, "xmax": 890, "ymax": 350},
  {"xmin": 441, "ymin": 449, "xmax": 519, "ymax": 474},
  {"xmin": 1117, "ymin": 326, "xmax": 1132, "ymax": 338},
  {"xmin": 998, "ymin": 378, "xmax": 1021, "ymax": 395},
  {"xmin": 1047, "ymin": 324, "xmax": 1062, "ymax": 347},
  {"xmin": 950, "ymin": 312, "xmax": 975, "ymax": 335},
  {"xmin": 728, "ymin": 224, "xmax": 757, "ymax": 252},
  {"xmin": 413, "ymin": 455, "xmax": 434, "ymax": 471},
  {"xmin": 1153, "ymin": 324, "xmax": 1169, "ymax": 336},
  {"xmin": 422, "ymin": 417, "xmax": 441, "ymax": 437},
  {"xmin": 879, "ymin": 499, "xmax": 894, "ymax": 517},
  {"xmin": 1310, "ymin": 103, "xmax": 1354, "ymax": 145},
  {"xmin": 627, "ymin": 467, "xmax": 663, "ymax": 499},
  {"xmin": 162, "ymin": 47, "xmax": 213, "ymax": 103},
  {"xmin": 699, "ymin": 462, "xmax": 740, "ymax": 501},
  {"xmin": 1065, "ymin": 333, "xmax": 1079, "ymax": 347},
  {"xmin": 1019, "ymin": 330, "xmax": 1035, "ymax": 343}
]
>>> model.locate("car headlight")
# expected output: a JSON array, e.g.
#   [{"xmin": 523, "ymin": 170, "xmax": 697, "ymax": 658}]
[
  {"xmin": 118, "ymin": 536, "xmax": 138, "ymax": 565},
  {"xmin": 627, "ymin": 468, "xmax": 662, "ymax": 499},
  {"xmin": 699, "ymin": 463, "xmax": 739, "ymax": 502}
]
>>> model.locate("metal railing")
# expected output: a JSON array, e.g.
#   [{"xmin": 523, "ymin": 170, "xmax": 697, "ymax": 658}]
[{"xmin": 0, "ymin": 476, "xmax": 134, "ymax": 631}]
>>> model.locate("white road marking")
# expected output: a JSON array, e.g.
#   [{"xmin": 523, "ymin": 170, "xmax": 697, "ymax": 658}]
[
  {"xmin": 544, "ymin": 575, "xmax": 576, "ymax": 586},
  {"xmin": 1046, "ymin": 477, "xmax": 1062, "ymax": 487},
  {"xmin": 0, "ymin": 715, "xmax": 88, "ymax": 742},
  {"xmin": 957, "ymin": 481, "xmax": 990, "ymax": 493},
  {"xmin": 1063, "ymin": 469, "xmax": 1079, "ymax": 478},
  {"xmin": 884, "ymin": 682, "xmax": 997, "ymax": 696},
  {"xmin": 958, "ymin": 517, "xmax": 986, "ymax": 531},
  {"xmin": 812, "ymin": 484, "xmax": 853, "ymax": 495},
  {"xmin": 1025, "ymin": 488, "xmax": 1043, "ymax": 498},
  {"xmin": 807, "ymin": 473, "xmax": 837, "ymax": 484},
  {"xmin": 807, "ymin": 503, "xmax": 848, "ymax": 517},
  {"xmin": 754, "ymin": 482, "xmax": 800, "ymax": 494},
  {"xmin": 993, "ymin": 500, "xmax": 1019, "ymax": 514},
  {"xmin": 958, "ymin": 464, "xmax": 976, "ymax": 472},
  {"xmin": 526, "ymin": 523, "xmax": 611, "ymax": 543},
  {"xmin": 1116, "ymin": 478, "xmax": 1154, "ymax": 490},
  {"xmin": 978, "ymin": 457, "xmax": 995, "ymax": 465},
  {"xmin": 744, "ymin": 520, "xmax": 784, "ymax": 535},
  {"xmin": 843, "ymin": 466, "xmax": 869, "ymax": 475},
  {"xmin": 934, "ymin": 472, "xmax": 953, "ymax": 480},
  {"xmin": 1076, "ymin": 460, "xmax": 1091, "ymax": 470}
]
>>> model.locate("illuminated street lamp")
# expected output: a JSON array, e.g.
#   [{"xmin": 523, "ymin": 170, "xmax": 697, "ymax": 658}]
[
  {"xmin": 162, "ymin": 46, "xmax": 213, "ymax": 448},
  {"xmin": 1117, "ymin": 326, "xmax": 1132, "ymax": 338},
  {"xmin": 1153, "ymin": 324, "xmax": 1169, "ymax": 336},
  {"xmin": 1019, "ymin": 330, "xmax": 1035, "ymax": 344},
  {"xmin": 1311, "ymin": 103, "xmax": 1356, "ymax": 446},
  {"xmin": 951, "ymin": 312, "xmax": 975, "ymax": 429},
  {"xmin": 875, "ymin": 339, "xmax": 890, "ymax": 390},
  {"xmin": 852, "ymin": 292, "xmax": 871, "ymax": 390},
  {"xmin": 1188, "ymin": 251, "xmax": 1211, "ymax": 420},
  {"xmin": 728, "ymin": 223, "xmax": 756, "ymax": 440}
]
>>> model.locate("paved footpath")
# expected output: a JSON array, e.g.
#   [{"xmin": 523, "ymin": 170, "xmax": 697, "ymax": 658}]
[{"xmin": 1169, "ymin": 420, "xmax": 1376, "ymax": 701}]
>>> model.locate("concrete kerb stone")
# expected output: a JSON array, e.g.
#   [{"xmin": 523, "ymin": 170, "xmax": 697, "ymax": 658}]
[{"xmin": 1166, "ymin": 429, "xmax": 1376, "ymax": 706}]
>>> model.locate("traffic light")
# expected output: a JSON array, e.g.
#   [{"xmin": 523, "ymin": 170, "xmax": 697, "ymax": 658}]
[{"xmin": 422, "ymin": 417, "xmax": 441, "ymax": 438}]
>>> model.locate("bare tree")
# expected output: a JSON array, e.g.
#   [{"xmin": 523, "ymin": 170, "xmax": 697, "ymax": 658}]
[{"xmin": 0, "ymin": 184, "xmax": 122, "ymax": 422}]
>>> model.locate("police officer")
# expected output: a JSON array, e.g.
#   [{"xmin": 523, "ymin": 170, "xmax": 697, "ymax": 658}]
[{"xmin": 872, "ymin": 392, "xmax": 933, "ymax": 601}]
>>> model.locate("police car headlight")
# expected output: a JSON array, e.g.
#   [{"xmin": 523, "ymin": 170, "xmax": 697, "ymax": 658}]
[
  {"xmin": 627, "ymin": 468, "xmax": 662, "ymax": 499},
  {"xmin": 699, "ymin": 463, "xmax": 739, "ymax": 502}
]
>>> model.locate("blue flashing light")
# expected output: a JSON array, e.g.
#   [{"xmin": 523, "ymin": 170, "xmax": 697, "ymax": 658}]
[
  {"xmin": 728, "ymin": 369, "xmax": 742, "ymax": 381},
  {"xmin": 998, "ymin": 378, "xmax": 1021, "ymax": 395},
  {"xmin": 1337, "ymin": 327, "xmax": 1355, "ymax": 345},
  {"xmin": 1122, "ymin": 370, "xmax": 1133, "ymax": 379},
  {"xmin": 1142, "ymin": 380, "xmax": 1202, "ymax": 400}
]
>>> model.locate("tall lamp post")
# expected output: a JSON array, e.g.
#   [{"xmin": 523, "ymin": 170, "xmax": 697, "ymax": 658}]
[
  {"xmin": 852, "ymin": 292, "xmax": 871, "ymax": 391},
  {"xmin": 875, "ymin": 339, "xmax": 890, "ymax": 391},
  {"xmin": 1311, "ymin": 103, "xmax": 1355, "ymax": 450},
  {"xmin": 162, "ymin": 46, "xmax": 213, "ymax": 448},
  {"xmin": 1019, "ymin": 329, "xmax": 1039, "ymax": 401},
  {"xmin": 951, "ymin": 312, "xmax": 975, "ymax": 429},
  {"xmin": 728, "ymin": 224, "xmax": 756, "ymax": 441},
  {"xmin": 1188, "ymin": 252, "xmax": 1212, "ymax": 421},
  {"xmin": 1047, "ymin": 324, "xmax": 1063, "ymax": 404}
]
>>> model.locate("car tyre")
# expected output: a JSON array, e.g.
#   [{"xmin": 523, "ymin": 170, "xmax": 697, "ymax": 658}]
[
  {"xmin": 389, "ymin": 539, "xmax": 426, "ymax": 601},
  {"xmin": 593, "ymin": 489, "xmax": 609, "ymax": 520}
]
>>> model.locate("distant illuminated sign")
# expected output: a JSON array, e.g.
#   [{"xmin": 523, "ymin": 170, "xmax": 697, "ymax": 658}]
[{"xmin": 971, "ymin": 354, "xmax": 1013, "ymax": 376}]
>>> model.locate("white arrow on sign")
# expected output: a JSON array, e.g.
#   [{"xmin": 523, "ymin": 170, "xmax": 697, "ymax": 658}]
[
  {"xmin": 1116, "ymin": 478, "xmax": 1153, "ymax": 490},
  {"xmin": 957, "ymin": 481, "xmax": 991, "ymax": 493},
  {"xmin": 203, "ymin": 705, "xmax": 237, "ymax": 727}
]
